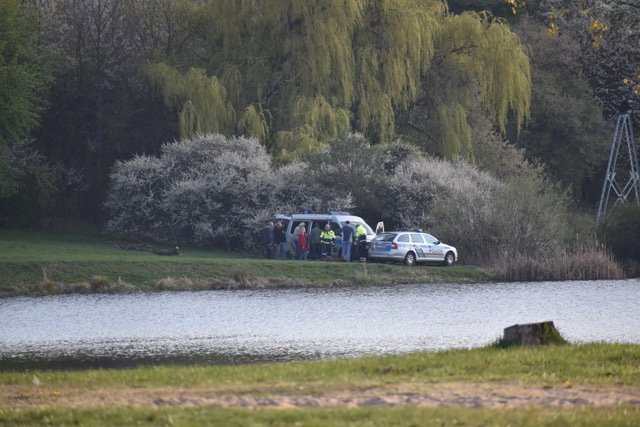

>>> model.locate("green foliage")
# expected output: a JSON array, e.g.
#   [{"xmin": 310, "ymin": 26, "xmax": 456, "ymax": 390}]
[
  {"xmin": 432, "ymin": 173, "xmax": 573, "ymax": 264},
  {"xmin": 435, "ymin": 11, "xmax": 531, "ymax": 133},
  {"xmin": 146, "ymin": 64, "xmax": 236, "ymax": 138},
  {"xmin": 511, "ymin": 17, "xmax": 608, "ymax": 202},
  {"xmin": 0, "ymin": 0, "xmax": 44, "ymax": 146},
  {"xmin": 0, "ymin": 142, "xmax": 57, "ymax": 227},
  {"xmin": 522, "ymin": 0, "xmax": 640, "ymax": 116},
  {"xmin": 146, "ymin": 1, "xmax": 530, "ymax": 161},
  {"xmin": 600, "ymin": 203, "xmax": 640, "ymax": 262},
  {"xmin": 437, "ymin": 103, "xmax": 473, "ymax": 161},
  {"xmin": 238, "ymin": 104, "xmax": 270, "ymax": 143},
  {"xmin": 274, "ymin": 96, "xmax": 352, "ymax": 160}
]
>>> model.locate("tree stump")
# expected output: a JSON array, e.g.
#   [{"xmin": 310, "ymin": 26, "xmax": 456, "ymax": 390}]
[{"xmin": 502, "ymin": 321, "xmax": 566, "ymax": 346}]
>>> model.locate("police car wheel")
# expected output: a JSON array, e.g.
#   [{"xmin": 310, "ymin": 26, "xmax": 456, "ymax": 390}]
[
  {"xmin": 404, "ymin": 252, "xmax": 417, "ymax": 266},
  {"xmin": 443, "ymin": 251, "xmax": 455, "ymax": 266}
]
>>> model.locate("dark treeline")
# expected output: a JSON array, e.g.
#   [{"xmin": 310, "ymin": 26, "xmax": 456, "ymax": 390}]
[{"xmin": 0, "ymin": 0, "xmax": 638, "ymax": 232}]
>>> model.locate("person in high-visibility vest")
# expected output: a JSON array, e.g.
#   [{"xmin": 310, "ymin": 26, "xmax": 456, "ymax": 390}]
[
  {"xmin": 319, "ymin": 224, "xmax": 336, "ymax": 258},
  {"xmin": 354, "ymin": 223, "xmax": 368, "ymax": 261}
]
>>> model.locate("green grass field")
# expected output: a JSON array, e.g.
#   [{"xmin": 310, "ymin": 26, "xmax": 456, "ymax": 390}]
[
  {"xmin": 0, "ymin": 229, "xmax": 494, "ymax": 296},
  {"xmin": 1, "ymin": 344, "xmax": 639, "ymax": 426}
]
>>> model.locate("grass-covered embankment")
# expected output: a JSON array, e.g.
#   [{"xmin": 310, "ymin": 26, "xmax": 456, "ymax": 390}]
[
  {"xmin": 1, "ymin": 343, "xmax": 639, "ymax": 425},
  {"xmin": 0, "ymin": 229, "xmax": 494, "ymax": 296}
]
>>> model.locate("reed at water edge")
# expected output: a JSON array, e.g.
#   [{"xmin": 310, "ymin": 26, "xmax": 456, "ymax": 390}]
[{"xmin": 496, "ymin": 243, "xmax": 625, "ymax": 282}]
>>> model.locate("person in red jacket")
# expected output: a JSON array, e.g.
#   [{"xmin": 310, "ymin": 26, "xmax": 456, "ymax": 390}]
[{"xmin": 296, "ymin": 225, "xmax": 309, "ymax": 260}]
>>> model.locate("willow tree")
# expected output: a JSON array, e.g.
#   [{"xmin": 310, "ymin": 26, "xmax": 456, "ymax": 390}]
[
  {"xmin": 147, "ymin": 0, "xmax": 530, "ymax": 160},
  {"xmin": 146, "ymin": 64, "xmax": 236, "ymax": 138},
  {"xmin": 427, "ymin": 11, "xmax": 531, "ymax": 160}
]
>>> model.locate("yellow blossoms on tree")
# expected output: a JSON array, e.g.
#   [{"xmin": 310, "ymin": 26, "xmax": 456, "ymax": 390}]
[
  {"xmin": 588, "ymin": 19, "xmax": 608, "ymax": 48},
  {"xmin": 505, "ymin": 0, "xmax": 526, "ymax": 15}
]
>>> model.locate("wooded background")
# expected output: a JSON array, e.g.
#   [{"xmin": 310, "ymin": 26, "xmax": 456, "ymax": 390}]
[{"xmin": 1, "ymin": 0, "xmax": 638, "ymax": 233}]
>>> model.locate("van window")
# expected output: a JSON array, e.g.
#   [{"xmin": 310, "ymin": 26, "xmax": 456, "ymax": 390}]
[{"xmin": 329, "ymin": 221, "xmax": 342, "ymax": 236}]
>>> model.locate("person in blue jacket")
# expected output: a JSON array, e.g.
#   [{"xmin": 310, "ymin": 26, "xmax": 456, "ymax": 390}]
[{"xmin": 341, "ymin": 220, "xmax": 354, "ymax": 262}]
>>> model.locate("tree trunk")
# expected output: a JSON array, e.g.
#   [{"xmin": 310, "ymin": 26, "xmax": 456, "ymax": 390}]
[{"xmin": 502, "ymin": 321, "xmax": 566, "ymax": 346}]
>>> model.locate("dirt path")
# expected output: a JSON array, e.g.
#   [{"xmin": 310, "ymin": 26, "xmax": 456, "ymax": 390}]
[{"xmin": 3, "ymin": 382, "xmax": 640, "ymax": 409}]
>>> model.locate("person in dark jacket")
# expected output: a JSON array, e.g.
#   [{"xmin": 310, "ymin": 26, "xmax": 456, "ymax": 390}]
[
  {"xmin": 273, "ymin": 221, "xmax": 287, "ymax": 260},
  {"xmin": 262, "ymin": 221, "xmax": 274, "ymax": 258},
  {"xmin": 309, "ymin": 222, "xmax": 322, "ymax": 260}
]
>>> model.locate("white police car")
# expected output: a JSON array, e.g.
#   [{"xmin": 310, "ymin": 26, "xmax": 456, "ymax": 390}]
[{"xmin": 368, "ymin": 230, "xmax": 458, "ymax": 266}]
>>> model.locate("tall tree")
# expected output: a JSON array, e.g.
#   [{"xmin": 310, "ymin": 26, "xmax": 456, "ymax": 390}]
[
  {"xmin": 515, "ymin": 0, "xmax": 640, "ymax": 116},
  {"xmin": 148, "ymin": 0, "xmax": 531, "ymax": 160},
  {"xmin": 511, "ymin": 17, "xmax": 608, "ymax": 202},
  {"xmin": 0, "ymin": 0, "xmax": 46, "ymax": 198},
  {"xmin": 33, "ymin": 0, "xmax": 181, "ymax": 220}
]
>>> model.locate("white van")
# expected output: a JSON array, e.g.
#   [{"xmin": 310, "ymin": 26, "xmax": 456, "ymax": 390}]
[{"xmin": 273, "ymin": 212, "xmax": 378, "ymax": 259}]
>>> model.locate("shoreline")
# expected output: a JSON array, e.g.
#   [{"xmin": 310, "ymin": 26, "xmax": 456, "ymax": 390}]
[
  {"xmin": 0, "ymin": 264, "xmax": 496, "ymax": 298},
  {"xmin": 2, "ymin": 229, "xmax": 633, "ymax": 298}
]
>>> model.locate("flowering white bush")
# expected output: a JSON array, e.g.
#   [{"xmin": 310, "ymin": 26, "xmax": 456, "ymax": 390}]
[
  {"xmin": 106, "ymin": 132, "xmax": 572, "ymax": 260},
  {"xmin": 106, "ymin": 134, "xmax": 351, "ymax": 250},
  {"xmin": 106, "ymin": 134, "xmax": 275, "ymax": 248}
]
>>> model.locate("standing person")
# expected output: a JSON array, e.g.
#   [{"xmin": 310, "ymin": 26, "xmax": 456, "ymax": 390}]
[
  {"xmin": 320, "ymin": 223, "xmax": 336, "ymax": 258},
  {"xmin": 262, "ymin": 221, "xmax": 274, "ymax": 258},
  {"xmin": 309, "ymin": 222, "xmax": 322, "ymax": 260},
  {"xmin": 355, "ymin": 223, "xmax": 368, "ymax": 261},
  {"xmin": 292, "ymin": 222, "xmax": 305, "ymax": 254},
  {"xmin": 341, "ymin": 220, "xmax": 354, "ymax": 262},
  {"xmin": 293, "ymin": 222, "xmax": 305, "ymax": 237},
  {"xmin": 274, "ymin": 221, "xmax": 287, "ymax": 260},
  {"xmin": 296, "ymin": 225, "xmax": 309, "ymax": 260}
]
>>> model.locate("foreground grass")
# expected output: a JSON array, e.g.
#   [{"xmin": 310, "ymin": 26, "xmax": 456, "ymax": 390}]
[
  {"xmin": 0, "ymin": 229, "xmax": 494, "ymax": 296},
  {"xmin": 1, "ymin": 344, "xmax": 639, "ymax": 426},
  {"xmin": 2, "ymin": 406, "xmax": 639, "ymax": 427},
  {"xmin": 2, "ymin": 344, "xmax": 639, "ymax": 388}
]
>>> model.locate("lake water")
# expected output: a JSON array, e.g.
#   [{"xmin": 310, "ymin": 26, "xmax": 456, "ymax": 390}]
[{"xmin": 1, "ymin": 279, "xmax": 639, "ymax": 369}]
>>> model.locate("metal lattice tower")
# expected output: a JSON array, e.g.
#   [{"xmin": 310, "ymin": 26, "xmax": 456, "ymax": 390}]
[{"xmin": 596, "ymin": 112, "xmax": 640, "ymax": 222}]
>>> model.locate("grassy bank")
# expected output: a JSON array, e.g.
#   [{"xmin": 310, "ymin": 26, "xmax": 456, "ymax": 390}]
[
  {"xmin": 0, "ymin": 229, "xmax": 494, "ymax": 296},
  {"xmin": 1, "ymin": 344, "xmax": 639, "ymax": 425}
]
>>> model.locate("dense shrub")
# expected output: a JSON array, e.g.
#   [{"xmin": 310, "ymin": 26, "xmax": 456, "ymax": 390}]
[
  {"xmin": 305, "ymin": 133, "xmax": 384, "ymax": 224},
  {"xmin": 106, "ymin": 134, "xmax": 275, "ymax": 248},
  {"xmin": 106, "ymin": 134, "xmax": 350, "ymax": 250},
  {"xmin": 107, "ymin": 132, "xmax": 578, "ymax": 262},
  {"xmin": 383, "ymin": 157, "xmax": 499, "ymax": 232},
  {"xmin": 105, "ymin": 155, "xmax": 166, "ymax": 238},
  {"xmin": 600, "ymin": 203, "xmax": 640, "ymax": 262},
  {"xmin": 306, "ymin": 134, "xmax": 574, "ymax": 265},
  {"xmin": 0, "ymin": 142, "xmax": 57, "ymax": 227},
  {"xmin": 432, "ymin": 174, "xmax": 572, "ymax": 265}
]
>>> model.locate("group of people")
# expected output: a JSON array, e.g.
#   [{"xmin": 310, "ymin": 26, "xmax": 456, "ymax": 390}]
[{"xmin": 262, "ymin": 221, "xmax": 368, "ymax": 262}]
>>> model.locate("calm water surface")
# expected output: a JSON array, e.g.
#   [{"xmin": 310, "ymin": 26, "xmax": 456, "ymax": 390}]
[{"xmin": 1, "ymin": 279, "xmax": 639, "ymax": 368}]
